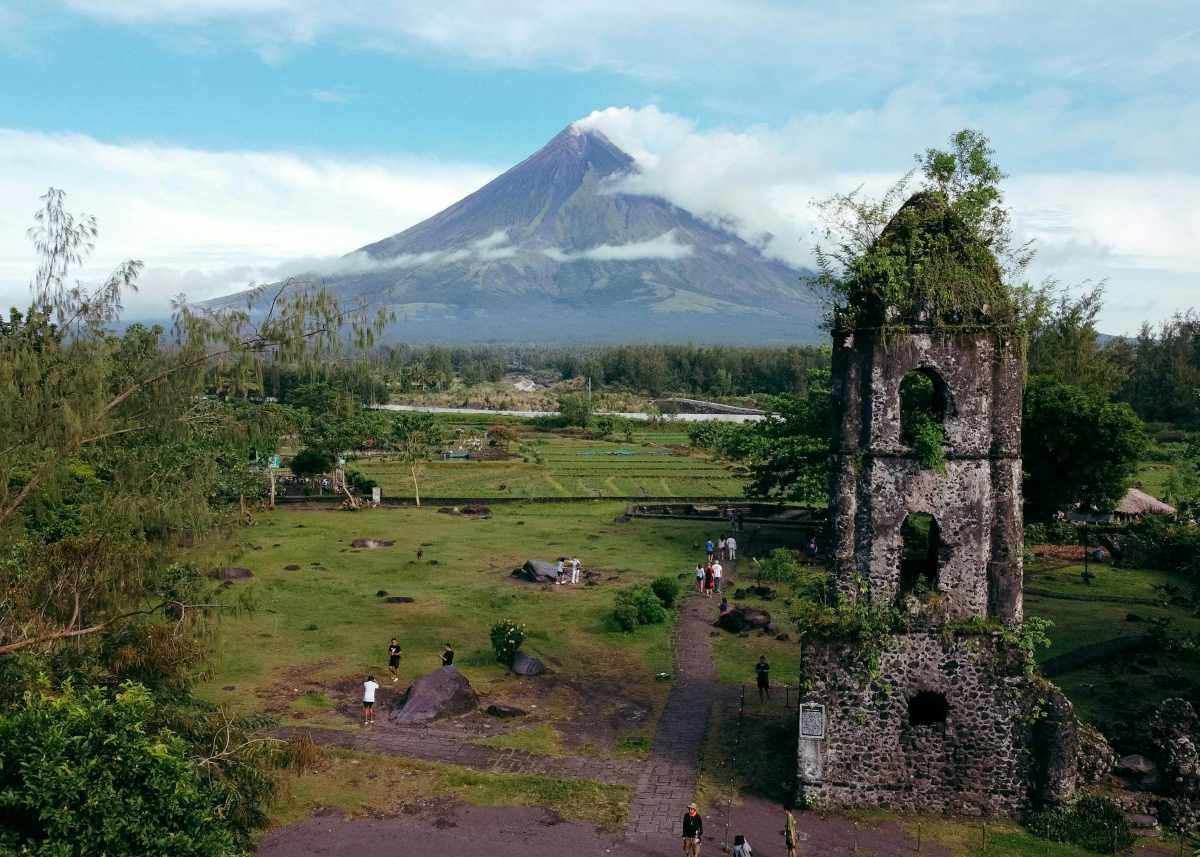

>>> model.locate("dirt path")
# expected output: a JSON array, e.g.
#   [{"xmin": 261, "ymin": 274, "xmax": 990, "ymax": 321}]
[
  {"xmin": 623, "ymin": 562, "xmax": 734, "ymax": 838},
  {"xmin": 275, "ymin": 724, "xmax": 638, "ymax": 785}
]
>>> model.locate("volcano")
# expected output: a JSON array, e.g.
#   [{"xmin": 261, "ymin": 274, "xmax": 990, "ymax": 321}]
[{"xmin": 218, "ymin": 125, "xmax": 822, "ymax": 343}]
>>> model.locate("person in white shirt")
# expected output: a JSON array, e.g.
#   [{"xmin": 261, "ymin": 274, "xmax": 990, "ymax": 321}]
[
  {"xmin": 725, "ymin": 535, "xmax": 737, "ymax": 561},
  {"xmin": 570, "ymin": 557, "xmax": 581, "ymax": 584},
  {"xmin": 718, "ymin": 537, "xmax": 728, "ymax": 561},
  {"xmin": 712, "ymin": 560, "xmax": 723, "ymax": 593},
  {"xmin": 362, "ymin": 674, "xmax": 380, "ymax": 726},
  {"xmin": 556, "ymin": 558, "xmax": 565, "ymax": 585},
  {"xmin": 695, "ymin": 564, "xmax": 705, "ymax": 593}
]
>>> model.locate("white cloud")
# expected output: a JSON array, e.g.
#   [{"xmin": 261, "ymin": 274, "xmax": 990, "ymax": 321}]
[
  {"xmin": 0, "ymin": 128, "xmax": 499, "ymax": 316},
  {"xmin": 543, "ymin": 230, "xmax": 693, "ymax": 263},
  {"xmin": 308, "ymin": 87, "xmax": 350, "ymax": 103},
  {"xmin": 577, "ymin": 106, "xmax": 1200, "ymax": 333}
]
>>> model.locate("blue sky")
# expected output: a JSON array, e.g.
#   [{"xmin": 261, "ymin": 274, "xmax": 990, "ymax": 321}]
[{"xmin": 1, "ymin": 1, "xmax": 1197, "ymax": 331}]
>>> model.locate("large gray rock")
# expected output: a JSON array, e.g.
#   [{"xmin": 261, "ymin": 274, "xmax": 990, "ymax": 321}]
[
  {"xmin": 388, "ymin": 667, "xmax": 478, "ymax": 723},
  {"xmin": 511, "ymin": 559, "xmax": 559, "ymax": 584},
  {"xmin": 716, "ymin": 606, "xmax": 772, "ymax": 634},
  {"xmin": 511, "ymin": 652, "xmax": 546, "ymax": 676},
  {"xmin": 1077, "ymin": 723, "xmax": 1117, "ymax": 785},
  {"xmin": 1150, "ymin": 698, "xmax": 1200, "ymax": 798},
  {"xmin": 217, "ymin": 567, "xmax": 254, "ymax": 581}
]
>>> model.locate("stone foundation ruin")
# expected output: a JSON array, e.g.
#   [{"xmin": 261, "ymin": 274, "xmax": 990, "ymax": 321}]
[{"xmin": 797, "ymin": 192, "xmax": 1096, "ymax": 816}]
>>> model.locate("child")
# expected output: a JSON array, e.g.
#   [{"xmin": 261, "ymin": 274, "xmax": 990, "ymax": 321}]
[
  {"xmin": 733, "ymin": 834, "xmax": 752, "ymax": 857},
  {"xmin": 362, "ymin": 674, "xmax": 379, "ymax": 726},
  {"xmin": 387, "ymin": 638, "xmax": 402, "ymax": 682}
]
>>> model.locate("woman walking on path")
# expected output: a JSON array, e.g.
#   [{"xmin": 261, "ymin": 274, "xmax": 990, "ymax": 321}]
[
  {"xmin": 784, "ymin": 809, "xmax": 799, "ymax": 857},
  {"xmin": 695, "ymin": 563, "xmax": 705, "ymax": 593},
  {"xmin": 703, "ymin": 563, "xmax": 714, "ymax": 597}
]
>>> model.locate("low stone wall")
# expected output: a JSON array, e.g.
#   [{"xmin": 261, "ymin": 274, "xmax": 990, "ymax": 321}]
[{"xmin": 799, "ymin": 630, "xmax": 1044, "ymax": 816}]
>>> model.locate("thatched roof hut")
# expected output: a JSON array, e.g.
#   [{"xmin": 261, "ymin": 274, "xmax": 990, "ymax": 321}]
[{"xmin": 1114, "ymin": 487, "xmax": 1176, "ymax": 520}]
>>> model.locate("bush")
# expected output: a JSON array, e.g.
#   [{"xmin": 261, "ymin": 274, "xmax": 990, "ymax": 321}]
[
  {"xmin": 612, "ymin": 585, "xmax": 668, "ymax": 632},
  {"xmin": 490, "ymin": 620, "xmax": 526, "ymax": 665},
  {"xmin": 1027, "ymin": 795, "xmax": 1134, "ymax": 854},
  {"xmin": 0, "ymin": 682, "xmax": 243, "ymax": 856},
  {"xmin": 755, "ymin": 548, "xmax": 804, "ymax": 585},
  {"xmin": 557, "ymin": 392, "xmax": 593, "ymax": 428},
  {"xmin": 650, "ymin": 575, "xmax": 681, "ymax": 608},
  {"xmin": 344, "ymin": 468, "xmax": 377, "ymax": 493},
  {"xmin": 1120, "ymin": 516, "xmax": 1200, "ymax": 577}
]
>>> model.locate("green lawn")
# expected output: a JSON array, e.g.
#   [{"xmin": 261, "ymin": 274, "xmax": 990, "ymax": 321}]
[
  {"xmin": 353, "ymin": 431, "xmax": 746, "ymax": 500},
  {"xmin": 1024, "ymin": 558, "xmax": 1188, "ymax": 601},
  {"xmin": 195, "ymin": 502, "xmax": 711, "ymax": 754}
]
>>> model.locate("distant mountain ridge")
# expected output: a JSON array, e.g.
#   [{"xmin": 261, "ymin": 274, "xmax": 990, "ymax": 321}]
[{"xmin": 215, "ymin": 125, "xmax": 823, "ymax": 343}]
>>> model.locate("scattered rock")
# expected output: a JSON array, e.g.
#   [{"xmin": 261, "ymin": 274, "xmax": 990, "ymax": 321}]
[
  {"xmin": 386, "ymin": 596, "xmax": 415, "ymax": 604},
  {"xmin": 613, "ymin": 515, "xmax": 630, "ymax": 524},
  {"xmin": 222, "ymin": 685, "xmax": 236, "ymax": 691},
  {"xmin": 1117, "ymin": 754, "xmax": 1158, "ymax": 777},
  {"xmin": 511, "ymin": 652, "xmax": 546, "ymax": 676},
  {"xmin": 716, "ymin": 606, "xmax": 772, "ymax": 634},
  {"xmin": 512, "ymin": 559, "xmax": 559, "ymax": 584},
  {"xmin": 217, "ymin": 567, "xmax": 254, "ymax": 581},
  {"xmin": 733, "ymin": 585, "xmax": 777, "ymax": 600},
  {"xmin": 460, "ymin": 503, "xmax": 492, "ymax": 518},
  {"xmin": 1125, "ymin": 812, "xmax": 1158, "ymax": 832},
  {"xmin": 485, "ymin": 704, "xmax": 527, "ymax": 718},
  {"xmin": 272, "ymin": 543, "xmax": 280, "ymax": 547},
  {"xmin": 776, "ymin": 632, "xmax": 791, "ymax": 641},
  {"xmin": 1126, "ymin": 613, "xmax": 1143, "ymax": 622},
  {"xmin": 389, "ymin": 667, "xmax": 478, "ymax": 723},
  {"xmin": 351, "ymin": 538, "xmax": 394, "ymax": 549},
  {"xmin": 428, "ymin": 559, "xmax": 439, "ymax": 566},
  {"xmin": 437, "ymin": 507, "xmax": 453, "ymax": 514},
  {"xmin": 375, "ymin": 590, "xmax": 388, "ymax": 597},
  {"xmin": 284, "ymin": 564, "xmax": 301, "ymax": 571}
]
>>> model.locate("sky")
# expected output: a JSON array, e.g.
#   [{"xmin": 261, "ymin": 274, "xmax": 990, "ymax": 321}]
[{"xmin": 1, "ymin": 1, "xmax": 1197, "ymax": 332}]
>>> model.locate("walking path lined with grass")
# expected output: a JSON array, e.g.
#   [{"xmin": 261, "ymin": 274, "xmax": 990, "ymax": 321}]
[
  {"xmin": 274, "ymin": 725, "xmax": 639, "ymax": 786},
  {"xmin": 623, "ymin": 565, "xmax": 735, "ymax": 839}
]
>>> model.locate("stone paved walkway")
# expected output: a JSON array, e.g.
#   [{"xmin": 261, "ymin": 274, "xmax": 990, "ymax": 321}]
[
  {"xmin": 623, "ymin": 563, "xmax": 734, "ymax": 839},
  {"xmin": 275, "ymin": 725, "xmax": 639, "ymax": 786}
]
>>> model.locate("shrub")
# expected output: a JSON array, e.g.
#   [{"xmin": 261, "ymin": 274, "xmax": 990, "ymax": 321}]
[
  {"xmin": 490, "ymin": 620, "xmax": 526, "ymax": 665},
  {"xmin": 344, "ymin": 468, "xmax": 377, "ymax": 493},
  {"xmin": 650, "ymin": 575, "xmax": 681, "ymax": 608},
  {"xmin": 1027, "ymin": 795, "xmax": 1134, "ymax": 854},
  {"xmin": 557, "ymin": 392, "xmax": 593, "ymax": 428},
  {"xmin": 612, "ymin": 585, "xmax": 668, "ymax": 632},
  {"xmin": 0, "ymin": 682, "xmax": 243, "ymax": 856},
  {"xmin": 755, "ymin": 548, "xmax": 804, "ymax": 585}
]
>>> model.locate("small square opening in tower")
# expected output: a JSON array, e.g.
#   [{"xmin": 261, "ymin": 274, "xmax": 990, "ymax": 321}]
[{"xmin": 908, "ymin": 691, "xmax": 950, "ymax": 726}]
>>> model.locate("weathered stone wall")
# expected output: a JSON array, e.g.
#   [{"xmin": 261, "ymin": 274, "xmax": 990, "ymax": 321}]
[
  {"xmin": 828, "ymin": 328, "xmax": 1024, "ymax": 624},
  {"xmin": 799, "ymin": 631, "xmax": 1038, "ymax": 815}
]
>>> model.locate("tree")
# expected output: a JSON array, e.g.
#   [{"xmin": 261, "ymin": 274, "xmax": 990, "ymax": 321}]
[
  {"xmin": 1027, "ymin": 286, "xmax": 1126, "ymax": 399},
  {"xmin": 289, "ymin": 447, "xmax": 335, "ymax": 478},
  {"xmin": 387, "ymin": 412, "xmax": 444, "ymax": 506},
  {"xmin": 740, "ymin": 369, "xmax": 833, "ymax": 503},
  {"xmin": 0, "ymin": 682, "xmax": 246, "ymax": 856},
  {"xmin": 557, "ymin": 392, "xmax": 593, "ymax": 428},
  {"xmin": 1022, "ymin": 376, "xmax": 1147, "ymax": 521}
]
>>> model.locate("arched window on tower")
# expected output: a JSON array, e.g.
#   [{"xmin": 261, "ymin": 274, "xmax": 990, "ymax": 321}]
[
  {"xmin": 898, "ymin": 512, "xmax": 940, "ymax": 601},
  {"xmin": 899, "ymin": 369, "xmax": 950, "ymax": 469}
]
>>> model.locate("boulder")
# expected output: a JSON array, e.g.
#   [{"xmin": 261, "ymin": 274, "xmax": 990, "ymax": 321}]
[
  {"xmin": 716, "ymin": 607, "xmax": 772, "ymax": 634},
  {"xmin": 389, "ymin": 667, "xmax": 478, "ymax": 723},
  {"xmin": 1116, "ymin": 753, "xmax": 1159, "ymax": 791},
  {"xmin": 1149, "ymin": 699, "xmax": 1200, "ymax": 798},
  {"xmin": 351, "ymin": 538, "xmax": 394, "ymax": 549},
  {"xmin": 511, "ymin": 559, "xmax": 560, "ymax": 584},
  {"xmin": 1077, "ymin": 723, "xmax": 1117, "ymax": 785},
  {"xmin": 217, "ymin": 567, "xmax": 254, "ymax": 581},
  {"xmin": 511, "ymin": 652, "xmax": 546, "ymax": 676},
  {"xmin": 284, "ymin": 564, "xmax": 301, "ymax": 571},
  {"xmin": 385, "ymin": 596, "xmax": 415, "ymax": 604},
  {"xmin": 732, "ymin": 585, "xmax": 777, "ymax": 600},
  {"xmin": 485, "ymin": 704, "xmax": 527, "ymax": 718}
]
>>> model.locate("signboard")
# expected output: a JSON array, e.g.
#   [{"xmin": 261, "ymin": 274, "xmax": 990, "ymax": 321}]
[
  {"xmin": 269, "ymin": 455, "xmax": 281, "ymax": 469},
  {"xmin": 799, "ymin": 703, "xmax": 826, "ymax": 739},
  {"xmin": 371, "ymin": 487, "xmax": 382, "ymax": 504}
]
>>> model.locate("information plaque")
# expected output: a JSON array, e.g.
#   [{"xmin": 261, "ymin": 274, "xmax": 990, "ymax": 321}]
[{"xmin": 799, "ymin": 703, "xmax": 826, "ymax": 739}]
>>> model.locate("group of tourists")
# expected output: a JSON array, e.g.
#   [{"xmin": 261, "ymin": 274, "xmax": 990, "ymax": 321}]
[
  {"xmin": 680, "ymin": 802, "xmax": 800, "ymax": 857},
  {"xmin": 555, "ymin": 556, "xmax": 582, "ymax": 584},
  {"xmin": 695, "ymin": 534, "xmax": 735, "ymax": 596},
  {"xmin": 360, "ymin": 640, "xmax": 456, "ymax": 725}
]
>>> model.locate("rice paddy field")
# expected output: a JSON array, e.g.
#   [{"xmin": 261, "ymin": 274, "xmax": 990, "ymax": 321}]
[{"xmin": 353, "ymin": 427, "xmax": 747, "ymax": 500}]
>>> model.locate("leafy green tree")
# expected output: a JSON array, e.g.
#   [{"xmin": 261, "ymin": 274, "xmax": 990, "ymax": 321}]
[
  {"xmin": 557, "ymin": 392, "xmax": 593, "ymax": 428},
  {"xmin": 387, "ymin": 411, "xmax": 445, "ymax": 506},
  {"xmin": 1026, "ymin": 286, "xmax": 1126, "ymax": 399},
  {"xmin": 289, "ymin": 447, "xmax": 335, "ymax": 478},
  {"xmin": 0, "ymin": 682, "xmax": 244, "ymax": 856},
  {"xmin": 1023, "ymin": 376, "xmax": 1147, "ymax": 521},
  {"xmin": 740, "ymin": 369, "xmax": 832, "ymax": 504}
]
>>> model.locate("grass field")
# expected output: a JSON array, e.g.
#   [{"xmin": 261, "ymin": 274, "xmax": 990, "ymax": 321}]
[
  {"xmin": 195, "ymin": 502, "xmax": 714, "ymax": 757},
  {"xmin": 355, "ymin": 430, "xmax": 746, "ymax": 499}
]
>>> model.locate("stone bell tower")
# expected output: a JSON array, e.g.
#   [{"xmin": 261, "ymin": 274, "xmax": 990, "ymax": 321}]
[{"xmin": 797, "ymin": 191, "xmax": 1077, "ymax": 816}]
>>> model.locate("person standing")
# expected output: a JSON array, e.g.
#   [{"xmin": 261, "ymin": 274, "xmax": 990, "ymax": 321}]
[
  {"xmin": 556, "ymin": 557, "xmax": 566, "ymax": 585},
  {"xmin": 712, "ymin": 559, "xmax": 723, "ymax": 593},
  {"xmin": 784, "ymin": 809, "xmax": 798, "ymax": 857},
  {"xmin": 681, "ymin": 802, "xmax": 703, "ymax": 856},
  {"xmin": 695, "ymin": 563, "xmax": 705, "ymax": 594},
  {"xmin": 387, "ymin": 638, "xmax": 402, "ymax": 682},
  {"xmin": 717, "ymin": 536, "xmax": 727, "ymax": 561},
  {"xmin": 733, "ymin": 834, "xmax": 752, "ymax": 857},
  {"xmin": 362, "ymin": 674, "xmax": 379, "ymax": 726},
  {"xmin": 705, "ymin": 538, "xmax": 715, "ymax": 560},
  {"xmin": 725, "ymin": 535, "xmax": 737, "ymax": 561},
  {"xmin": 570, "ymin": 556, "xmax": 581, "ymax": 584},
  {"xmin": 703, "ymin": 563, "xmax": 714, "ymax": 598},
  {"xmin": 756, "ymin": 655, "xmax": 771, "ymax": 702},
  {"xmin": 441, "ymin": 643, "xmax": 455, "ymax": 666}
]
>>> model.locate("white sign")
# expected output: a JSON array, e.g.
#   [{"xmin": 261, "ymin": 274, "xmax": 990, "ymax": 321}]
[
  {"xmin": 371, "ymin": 487, "xmax": 382, "ymax": 504},
  {"xmin": 800, "ymin": 703, "xmax": 826, "ymax": 739}
]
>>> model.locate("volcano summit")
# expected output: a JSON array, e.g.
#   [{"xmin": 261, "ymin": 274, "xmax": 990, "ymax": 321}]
[{"xmin": 218, "ymin": 125, "xmax": 821, "ymax": 343}]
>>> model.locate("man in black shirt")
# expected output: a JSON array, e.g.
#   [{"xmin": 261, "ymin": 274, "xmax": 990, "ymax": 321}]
[
  {"xmin": 387, "ymin": 638, "xmax": 402, "ymax": 682},
  {"xmin": 755, "ymin": 655, "xmax": 770, "ymax": 702},
  {"xmin": 682, "ymin": 802, "xmax": 703, "ymax": 856},
  {"xmin": 441, "ymin": 643, "xmax": 455, "ymax": 667}
]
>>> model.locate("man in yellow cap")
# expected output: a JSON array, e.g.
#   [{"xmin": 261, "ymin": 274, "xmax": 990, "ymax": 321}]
[{"xmin": 681, "ymin": 802, "xmax": 703, "ymax": 856}]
